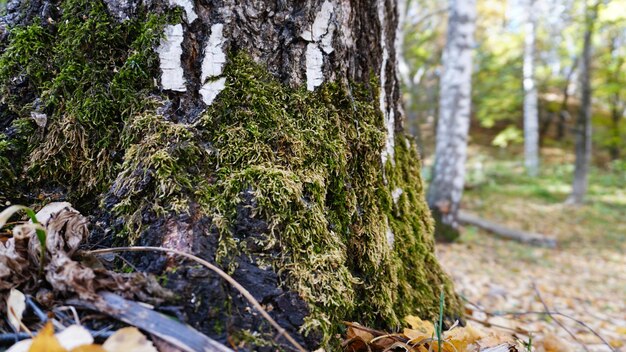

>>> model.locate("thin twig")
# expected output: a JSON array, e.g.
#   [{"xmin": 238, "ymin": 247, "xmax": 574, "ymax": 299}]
[
  {"xmin": 532, "ymin": 284, "xmax": 588, "ymax": 350},
  {"xmin": 88, "ymin": 246, "xmax": 307, "ymax": 352},
  {"xmin": 532, "ymin": 283, "xmax": 613, "ymax": 352},
  {"xmin": 25, "ymin": 296, "xmax": 48, "ymax": 323},
  {"xmin": 466, "ymin": 316, "xmax": 532, "ymax": 336},
  {"xmin": 55, "ymin": 306, "xmax": 80, "ymax": 325},
  {"xmin": 462, "ymin": 295, "xmax": 616, "ymax": 351},
  {"xmin": 0, "ymin": 332, "xmax": 31, "ymax": 344},
  {"xmin": 342, "ymin": 321, "xmax": 392, "ymax": 338}
]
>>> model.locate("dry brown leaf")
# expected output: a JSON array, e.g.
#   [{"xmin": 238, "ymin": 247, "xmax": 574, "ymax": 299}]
[
  {"xmin": 102, "ymin": 327, "xmax": 158, "ymax": 352},
  {"xmin": 7, "ymin": 288, "xmax": 26, "ymax": 332},
  {"xmin": 32, "ymin": 202, "xmax": 72, "ymax": 225},
  {"xmin": 477, "ymin": 331, "xmax": 515, "ymax": 348},
  {"xmin": 537, "ymin": 334, "xmax": 570, "ymax": 352},
  {"xmin": 346, "ymin": 324, "xmax": 375, "ymax": 343},
  {"xmin": 444, "ymin": 323, "xmax": 483, "ymax": 342},
  {"xmin": 370, "ymin": 335, "xmax": 403, "ymax": 350},
  {"xmin": 428, "ymin": 324, "xmax": 485, "ymax": 352},
  {"xmin": 1, "ymin": 204, "xmax": 171, "ymax": 316},
  {"xmin": 481, "ymin": 344, "xmax": 519, "ymax": 352}
]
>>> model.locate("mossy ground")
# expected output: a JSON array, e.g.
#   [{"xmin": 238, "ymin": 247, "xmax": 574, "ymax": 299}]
[{"xmin": 0, "ymin": 0, "xmax": 461, "ymax": 348}]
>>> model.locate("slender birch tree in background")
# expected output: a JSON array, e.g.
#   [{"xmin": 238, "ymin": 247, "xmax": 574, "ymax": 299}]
[
  {"xmin": 523, "ymin": 0, "xmax": 540, "ymax": 177},
  {"xmin": 569, "ymin": 0, "xmax": 601, "ymax": 204},
  {"xmin": 427, "ymin": 0, "xmax": 477, "ymax": 238}
]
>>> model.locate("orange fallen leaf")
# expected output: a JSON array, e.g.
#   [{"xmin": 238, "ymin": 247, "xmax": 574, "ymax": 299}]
[
  {"xmin": 403, "ymin": 315, "xmax": 435, "ymax": 343},
  {"xmin": 539, "ymin": 334, "xmax": 570, "ymax": 352},
  {"xmin": 70, "ymin": 346, "xmax": 107, "ymax": 352},
  {"xmin": 29, "ymin": 322, "xmax": 66, "ymax": 352}
]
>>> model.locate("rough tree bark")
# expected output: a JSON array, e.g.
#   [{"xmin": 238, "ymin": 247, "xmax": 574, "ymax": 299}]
[
  {"xmin": 557, "ymin": 57, "xmax": 578, "ymax": 141},
  {"xmin": 0, "ymin": 0, "xmax": 462, "ymax": 350},
  {"xmin": 427, "ymin": 0, "xmax": 476, "ymax": 240},
  {"xmin": 607, "ymin": 35, "xmax": 624, "ymax": 161},
  {"xmin": 523, "ymin": 0, "xmax": 539, "ymax": 177},
  {"xmin": 569, "ymin": 1, "xmax": 599, "ymax": 205}
]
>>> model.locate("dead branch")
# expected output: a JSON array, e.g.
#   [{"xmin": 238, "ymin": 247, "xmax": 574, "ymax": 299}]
[
  {"xmin": 458, "ymin": 211, "xmax": 557, "ymax": 248},
  {"xmin": 342, "ymin": 321, "xmax": 396, "ymax": 338},
  {"xmin": 465, "ymin": 316, "xmax": 533, "ymax": 336},
  {"xmin": 68, "ymin": 292, "xmax": 232, "ymax": 352}
]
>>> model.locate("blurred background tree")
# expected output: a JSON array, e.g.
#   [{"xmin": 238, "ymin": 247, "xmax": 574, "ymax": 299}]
[{"xmin": 403, "ymin": 0, "xmax": 625, "ymax": 205}]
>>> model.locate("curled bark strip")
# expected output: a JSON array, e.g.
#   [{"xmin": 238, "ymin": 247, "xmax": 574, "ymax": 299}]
[{"xmin": 89, "ymin": 246, "xmax": 308, "ymax": 352}]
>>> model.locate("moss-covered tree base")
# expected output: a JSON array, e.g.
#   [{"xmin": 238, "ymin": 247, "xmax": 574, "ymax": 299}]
[{"xmin": 0, "ymin": 0, "xmax": 463, "ymax": 350}]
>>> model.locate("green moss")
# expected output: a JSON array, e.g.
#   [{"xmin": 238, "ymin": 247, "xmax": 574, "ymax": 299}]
[
  {"xmin": 0, "ymin": 0, "xmax": 170, "ymax": 198},
  {"xmin": 0, "ymin": 118, "xmax": 36, "ymax": 200},
  {"xmin": 0, "ymin": 1, "xmax": 461, "ymax": 346},
  {"xmin": 111, "ymin": 106, "xmax": 209, "ymax": 242},
  {"xmin": 384, "ymin": 137, "xmax": 463, "ymax": 323},
  {"xmin": 107, "ymin": 54, "xmax": 461, "ymax": 347}
]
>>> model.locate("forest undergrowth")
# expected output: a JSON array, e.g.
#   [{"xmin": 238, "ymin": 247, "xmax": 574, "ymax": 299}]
[{"xmin": 436, "ymin": 146, "xmax": 626, "ymax": 352}]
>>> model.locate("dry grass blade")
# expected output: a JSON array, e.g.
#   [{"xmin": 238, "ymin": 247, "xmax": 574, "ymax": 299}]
[{"xmin": 88, "ymin": 246, "xmax": 307, "ymax": 352}]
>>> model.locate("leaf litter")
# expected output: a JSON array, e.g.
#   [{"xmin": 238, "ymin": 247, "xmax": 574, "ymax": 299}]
[
  {"xmin": 343, "ymin": 316, "xmax": 519, "ymax": 352},
  {"xmin": 2, "ymin": 202, "xmax": 624, "ymax": 352},
  {"xmin": 0, "ymin": 202, "xmax": 172, "ymax": 312},
  {"xmin": 0, "ymin": 203, "xmax": 174, "ymax": 351},
  {"xmin": 436, "ymin": 229, "xmax": 626, "ymax": 352}
]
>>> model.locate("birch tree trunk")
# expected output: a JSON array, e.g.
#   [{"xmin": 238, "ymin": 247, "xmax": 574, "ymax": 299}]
[
  {"xmin": 0, "ymin": 0, "xmax": 462, "ymax": 349},
  {"xmin": 427, "ymin": 0, "xmax": 476, "ymax": 239},
  {"xmin": 523, "ymin": 0, "xmax": 539, "ymax": 177},
  {"xmin": 569, "ymin": 1, "xmax": 599, "ymax": 204}
]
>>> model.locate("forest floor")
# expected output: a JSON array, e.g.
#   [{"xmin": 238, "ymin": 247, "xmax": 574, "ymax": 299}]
[{"xmin": 434, "ymin": 146, "xmax": 626, "ymax": 352}]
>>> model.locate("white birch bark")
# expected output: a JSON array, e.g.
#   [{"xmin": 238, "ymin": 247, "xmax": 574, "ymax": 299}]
[
  {"xmin": 427, "ymin": 0, "xmax": 476, "ymax": 230},
  {"xmin": 523, "ymin": 0, "xmax": 540, "ymax": 177}
]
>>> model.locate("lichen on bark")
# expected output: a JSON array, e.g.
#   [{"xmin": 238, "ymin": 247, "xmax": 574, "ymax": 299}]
[{"xmin": 0, "ymin": 0, "xmax": 462, "ymax": 350}]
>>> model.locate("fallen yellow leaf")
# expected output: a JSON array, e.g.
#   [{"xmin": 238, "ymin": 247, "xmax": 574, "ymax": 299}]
[
  {"xmin": 403, "ymin": 315, "xmax": 435, "ymax": 343},
  {"xmin": 29, "ymin": 322, "xmax": 66, "ymax": 352},
  {"xmin": 444, "ymin": 324, "xmax": 483, "ymax": 343},
  {"xmin": 405, "ymin": 315, "xmax": 436, "ymax": 331},
  {"xmin": 540, "ymin": 334, "xmax": 570, "ymax": 352}
]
